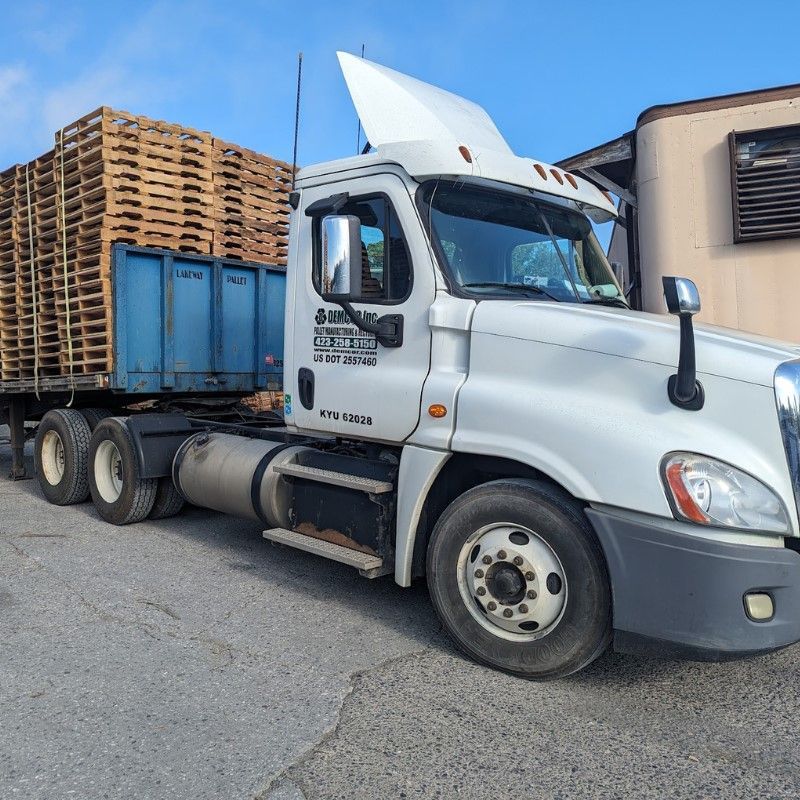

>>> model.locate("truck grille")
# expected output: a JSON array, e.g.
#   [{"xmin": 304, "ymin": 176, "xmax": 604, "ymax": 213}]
[{"xmin": 775, "ymin": 359, "xmax": 800, "ymax": 522}]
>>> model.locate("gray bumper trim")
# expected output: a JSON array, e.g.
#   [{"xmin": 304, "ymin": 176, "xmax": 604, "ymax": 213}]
[{"xmin": 586, "ymin": 508, "xmax": 800, "ymax": 660}]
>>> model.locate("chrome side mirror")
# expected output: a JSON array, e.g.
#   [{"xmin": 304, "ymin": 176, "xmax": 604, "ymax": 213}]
[
  {"xmin": 318, "ymin": 213, "xmax": 404, "ymax": 348},
  {"xmin": 662, "ymin": 276, "xmax": 704, "ymax": 410},
  {"xmin": 321, "ymin": 214, "xmax": 363, "ymax": 302},
  {"xmin": 663, "ymin": 276, "xmax": 700, "ymax": 316}
]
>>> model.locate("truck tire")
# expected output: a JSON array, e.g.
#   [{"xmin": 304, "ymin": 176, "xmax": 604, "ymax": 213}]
[
  {"xmin": 88, "ymin": 417, "xmax": 157, "ymax": 525},
  {"xmin": 79, "ymin": 407, "xmax": 113, "ymax": 432},
  {"xmin": 149, "ymin": 477, "xmax": 185, "ymax": 520},
  {"xmin": 426, "ymin": 478, "xmax": 611, "ymax": 680},
  {"xmin": 34, "ymin": 409, "xmax": 92, "ymax": 505}
]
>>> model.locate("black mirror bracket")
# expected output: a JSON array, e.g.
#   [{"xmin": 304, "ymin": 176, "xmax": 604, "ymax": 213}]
[
  {"xmin": 340, "ymin": 301, "xmax": 404, "ymax": 348},
  {"xmin": 668, "ymin": 313, "xmax": 704, "ymax": 410},
  {"xmin": 668, "ymin": 374, "xmax": 705, "ymax": 410}
]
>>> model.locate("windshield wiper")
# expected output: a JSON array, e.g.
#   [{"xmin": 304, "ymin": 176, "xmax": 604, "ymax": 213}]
[
  {"xmin": 462, "ymin": 282, "xmax": 561, "ymax": 302},
  {"xmin": 582, "ymin": 296, "xmax": 630, "ymax": 309}
]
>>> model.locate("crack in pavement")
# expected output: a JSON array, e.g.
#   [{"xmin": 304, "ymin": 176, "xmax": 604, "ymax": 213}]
[{"xmin": 252, "ymin": 648, "xmax": 433, "ymax": 800}]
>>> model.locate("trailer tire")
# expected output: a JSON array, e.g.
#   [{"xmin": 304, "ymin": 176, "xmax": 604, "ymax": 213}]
[
  {"xmin": 426, "ymin": 478, "xmax": 611, "ymax": 680},
  {"xmin": 149, "ymin": 477, "xmax": 185, "ymax": 520},
  {"xmin": 34, "ymin": 409, "xmax": 92, "ymax": 505},
  {"xmin": 79, "ymin": 407, "xmax": 113, "ymax": 432},
  {"xmin": 88, "ymin": 417, "xmax": 157, "ymax": 525}
]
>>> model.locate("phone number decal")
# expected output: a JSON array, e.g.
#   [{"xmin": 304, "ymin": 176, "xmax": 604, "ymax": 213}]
[{"xmin": 313, "ymin": 335, "xmax": 377, "ymax": 350}]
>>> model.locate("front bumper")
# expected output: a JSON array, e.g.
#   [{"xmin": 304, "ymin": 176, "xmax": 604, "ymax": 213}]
[{"xmin": 586, "ymin": 508, "xmax": 800, "ymax": 661}]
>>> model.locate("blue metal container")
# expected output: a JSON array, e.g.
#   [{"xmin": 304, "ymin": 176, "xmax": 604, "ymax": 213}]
[{"xmin": 112, "ymin": 245, "xmax": 285, "ymax": 394}]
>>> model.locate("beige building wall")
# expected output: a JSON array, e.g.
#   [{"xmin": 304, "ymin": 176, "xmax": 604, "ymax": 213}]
[{"xmin": 636, "ymin": 96, "xmax": 800, "ymax": 343}]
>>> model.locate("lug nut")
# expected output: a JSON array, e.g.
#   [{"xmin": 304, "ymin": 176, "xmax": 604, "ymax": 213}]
[
  {"xmin": 498, "ymin": 550, "xmax": 507, "ymax": 560},
  {"xmin": 525, "ymin": 571, "xmax": 535, "ymax": 581},
  {"xmin": 487, "ymin": 601, "xmax": 497, "ymax": 611},
  {"xmin": 519, "ymin": 604, "xmax": 529, "ymax": 614},
  {"xmin": 513, "ymin": 556, "xmax": 523, "ymax": 566},
  {"xmin": 503, "ymin": 608, "xmax": 513, "ymax": 618},
  {"xmin": 527, "ymin": 590, "xmax": 537, "ymax": 599},
  {"xmin": 482, "ymin": 554, "xmax": 492, "ymax": 565},
  {"xmin": 476, "ymin": 586, "xmax": 486, "ymax": 596},
  {"xmin": 474, "ymin": 568, "xmax": 484, "ymax": 579}
]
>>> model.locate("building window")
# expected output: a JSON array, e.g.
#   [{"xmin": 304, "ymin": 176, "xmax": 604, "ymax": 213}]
[{"xmin": 730, "ymin": 124, "xmax": 800, "ymax": 242}]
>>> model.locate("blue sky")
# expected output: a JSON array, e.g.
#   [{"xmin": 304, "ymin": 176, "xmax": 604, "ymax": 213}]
[{"xmin": 2, "ymin": 0, "xmax": 799, "ymax": 173}]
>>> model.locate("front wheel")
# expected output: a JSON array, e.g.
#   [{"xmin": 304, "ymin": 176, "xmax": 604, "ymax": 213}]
[{"xmin": 426, "ymin": 479, "xmax": 611, "ymax": 680}]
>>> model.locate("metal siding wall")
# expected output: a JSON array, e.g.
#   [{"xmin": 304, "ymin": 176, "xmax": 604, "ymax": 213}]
[
  {"xmin": 113, "ymin": 245, "xmax": 285, "ymax": 393},
  {"xmin": 264, "ymin": 271, "xmax": 286, "ymax": 388},
  {"xmin": 220, "ymin": 264, "xmax": 257, "ymax": 374},
  {"xmin": 123, "ymin": 252, "xmax": 162, "ymax": 377}
]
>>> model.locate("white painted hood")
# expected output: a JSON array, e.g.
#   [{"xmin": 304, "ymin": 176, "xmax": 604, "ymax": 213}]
[{"xmin": 471, "ymin": 301, "xmax": 800, "ymax": 387}]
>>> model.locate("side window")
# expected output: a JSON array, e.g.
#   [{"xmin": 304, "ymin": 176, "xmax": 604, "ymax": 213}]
[{"xmin": 314, "ymin": 195, "xmax": 412, "ymax": 302}]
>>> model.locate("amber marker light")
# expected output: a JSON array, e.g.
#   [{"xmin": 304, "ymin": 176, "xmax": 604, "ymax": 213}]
[
  {"xmin": 428, "ymin": 404, "xmax": 447, "ymax": 418},
  {"xmin": 533, "ymin": 163, "xmax": 548, "ymax": 180},
  {"xmin": 549, "ymin": 168, "xmax": 564, "ymax": 185},
  {"xmin": 664, "ymin": 460, "xmax": 709, "ymax": 524},
  {"xmin": 565, "ymin": 173, "xmax": 578, "ymax": 190},
  {"xmin": 458, "ymin": 145, "xmax": 472, "ymax": 163}
]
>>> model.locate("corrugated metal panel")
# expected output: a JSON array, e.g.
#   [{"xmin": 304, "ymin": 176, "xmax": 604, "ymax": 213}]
[
  {"xmin": 730, "ymin": 124, "xmax": 800, "ymax": 242},
  {"xmin": 113, "ymin": 245, "xmax": 285, "ymax": 394}
]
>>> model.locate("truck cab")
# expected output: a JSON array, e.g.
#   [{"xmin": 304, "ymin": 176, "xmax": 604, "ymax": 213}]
[
  {"xmin": 56, "ymin": 53, "xmax": 800, "ymax": 679},
  {"xmin": 275, "ymin": 53, "xmax": 800, "ymax": 675}
]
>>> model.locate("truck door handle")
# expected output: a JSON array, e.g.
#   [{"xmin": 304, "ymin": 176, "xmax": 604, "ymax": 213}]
[{"xmin": 298, "ymin": 368, "xmax": 315, "ymax": 410}]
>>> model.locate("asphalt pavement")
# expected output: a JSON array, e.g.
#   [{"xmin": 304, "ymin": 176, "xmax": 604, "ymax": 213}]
[{"xmin": 1, "ymin": 427, "xmax": 799, "ymax": 799}]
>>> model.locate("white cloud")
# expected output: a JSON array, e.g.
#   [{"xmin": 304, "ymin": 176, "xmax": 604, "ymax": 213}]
[
  {"xmin": 41, "ymin": 66, "xmax": 156, "ymax": 135},
  {"xmin": 0, "ymin": 64, "xmax": 33, "ymax": 125}
]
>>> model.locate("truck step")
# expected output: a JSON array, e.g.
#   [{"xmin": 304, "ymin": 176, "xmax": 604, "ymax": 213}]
[
  {"xmin": 273, "ymin": 463, "xmax": 393, "ymax": 494},
  {"xmin": 263, "ymin": 527, "xmax": 386, "ymax": 578}
]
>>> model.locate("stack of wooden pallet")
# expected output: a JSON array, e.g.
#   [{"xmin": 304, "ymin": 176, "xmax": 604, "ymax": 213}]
[
  {"xmin": 241, "ymin": 390, "xmax": 285, "ymax": 413},
  {"xmin": 213, "ymin": 140, "xmax": 293, "ymax": 265},
  {"xmin": 0, "ymin": 107, "xmax": 293, "ymax": 382}
]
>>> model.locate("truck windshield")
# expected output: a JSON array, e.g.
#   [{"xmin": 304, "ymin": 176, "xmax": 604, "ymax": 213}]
[{"xmin": 419, "ymin": 181, "xmax": 625, "ymax": 304}]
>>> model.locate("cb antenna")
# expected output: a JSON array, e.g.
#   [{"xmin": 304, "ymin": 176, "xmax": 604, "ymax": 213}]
[
  {"xmin": 355, "ymin": 44, "xmax": 365, "ymax": 154},
  {"xmin": 291, "ymin": 52, "xmax": 303, "ymax": 190}
]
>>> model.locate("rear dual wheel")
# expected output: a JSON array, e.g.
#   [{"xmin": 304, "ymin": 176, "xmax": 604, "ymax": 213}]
[
  {"xmin": 34, "ymin": 407, "xmax": 113, "ymax": 505},
  {"xmin": 88, "ymin": 417, "xmax": 184, "ymax": 524},
  {"xmin": 34, "ymin": 409, "xmax": 92, "ymax": 505},
  {"xmin": 426, "ymin": 479, "xmax": 611, "ymax": 680}
]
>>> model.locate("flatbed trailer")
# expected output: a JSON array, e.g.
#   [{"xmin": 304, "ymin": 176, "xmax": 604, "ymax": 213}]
[{"xmin": 0, "ymin": 243, "xmax": 286, "ymax": 478}]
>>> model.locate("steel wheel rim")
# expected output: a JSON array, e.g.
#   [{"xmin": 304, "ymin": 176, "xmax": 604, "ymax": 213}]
[
  {"xmin": 94, "ymin": 440, "xmax": 124, "ymax": 503},
  {"xmin": 456, "ymin": 522, "xmax": 567, "ymax": 642},
  {"xmin": 41, "ymin": 430, "xmax": 66, "ymax": 486}
]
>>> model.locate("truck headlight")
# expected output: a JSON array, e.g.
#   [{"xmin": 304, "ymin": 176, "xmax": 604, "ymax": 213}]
[{"xmin": 661, "ymin": 453, "xmax": 791, "ymax": 534}]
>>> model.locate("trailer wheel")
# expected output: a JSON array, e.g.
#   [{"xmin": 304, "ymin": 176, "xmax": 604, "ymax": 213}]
[
  {"xmin": 34, "ymin": 409, "xmax": 92, "ymax": 505},
  {"xmin": 426, "ymin": 479, "xmax": 611, "ymax": 680},
  {"xmin": 79, "ymin": 407, "xmax": 113, "ymax": 432},
  {"xmin": 149, "ymin": 477, "xmax": 185, "ymax": 520},
  {"xmin": 88, "ymin": 417, "xmax": 157, "ymax": 525}
]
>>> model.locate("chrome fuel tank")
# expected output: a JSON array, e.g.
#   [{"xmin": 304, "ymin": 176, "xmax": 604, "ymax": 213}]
[{"xmin": 173, "ymin": 432, "xmax": 308, "ymax": 527}]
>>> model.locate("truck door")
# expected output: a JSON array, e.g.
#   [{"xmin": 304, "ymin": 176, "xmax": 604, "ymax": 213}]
[{"xmin": 288, "ymin": 173, "xmax": 434, "ymax": 441}]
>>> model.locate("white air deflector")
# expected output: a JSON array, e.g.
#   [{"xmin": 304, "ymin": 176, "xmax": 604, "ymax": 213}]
[{"xmin": 337, "ymin": 51, "xmax": 511, "ymax": 154}]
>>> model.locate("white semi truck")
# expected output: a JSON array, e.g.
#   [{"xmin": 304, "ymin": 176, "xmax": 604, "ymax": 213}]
[{"xmin": 27, "ymin": 54, "xmax": 800, "ymax": 679}]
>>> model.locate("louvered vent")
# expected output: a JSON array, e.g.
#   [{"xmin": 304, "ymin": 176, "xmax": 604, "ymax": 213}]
[{"xmin": 730, "ymin": 125, "xmax": 800, "ymax": 242}]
